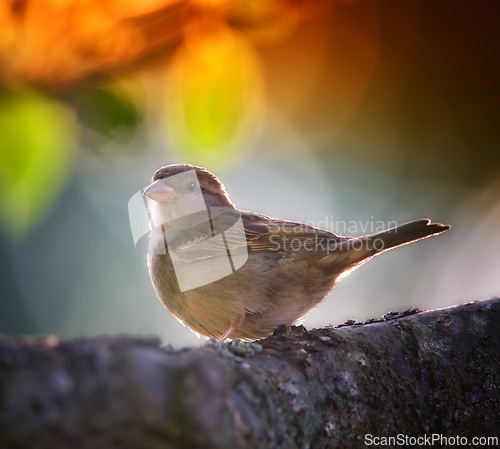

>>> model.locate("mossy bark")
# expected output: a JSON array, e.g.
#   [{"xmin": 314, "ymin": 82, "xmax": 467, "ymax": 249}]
[{"xmin": 1, "ymin": 298, "xmax": 499, "ymax": 448}]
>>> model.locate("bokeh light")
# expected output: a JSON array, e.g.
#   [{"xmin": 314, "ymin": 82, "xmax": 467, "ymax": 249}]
[
  {"xmin": 0, "ymin": 0, "xmax": 498, "ymax": 347},
  {"xmin": 165, "ymin": 21, "xmax": 264, "ymax": 166}
]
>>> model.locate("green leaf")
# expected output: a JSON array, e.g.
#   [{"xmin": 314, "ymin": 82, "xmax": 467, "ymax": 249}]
[
  {"xmin": 75, "ymin": 85, "xmax": 141, "ymax": 144},
  {"xmin": 0, "ymin": 90, "xmax": 74, "ymax": 236}
]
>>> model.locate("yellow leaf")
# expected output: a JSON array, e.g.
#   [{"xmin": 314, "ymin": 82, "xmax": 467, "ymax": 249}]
[{"xmin": 165, "ymin": 25, "xmax": 264, "ymax": 167}]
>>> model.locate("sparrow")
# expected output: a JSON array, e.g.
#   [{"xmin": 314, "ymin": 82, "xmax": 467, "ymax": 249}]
[{"xmin": 142, "ymin": 164, "xmax": 449, "ymax": 341}]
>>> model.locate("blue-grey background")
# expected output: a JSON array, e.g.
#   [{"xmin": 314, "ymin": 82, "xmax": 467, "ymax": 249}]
[{"xmin": 1, "ymin": 0, "xmax": 499, "ymax": 347}]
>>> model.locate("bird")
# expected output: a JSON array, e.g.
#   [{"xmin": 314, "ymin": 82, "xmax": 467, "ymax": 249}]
[{"xmin": 142, "ymin": 163, "xmax": 449, "ymax": 342}]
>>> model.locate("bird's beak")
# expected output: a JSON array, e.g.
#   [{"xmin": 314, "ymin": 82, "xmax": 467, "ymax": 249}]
[{"xmin": 143, "ymin": 179, "xmax": 176, "ymax": 202}]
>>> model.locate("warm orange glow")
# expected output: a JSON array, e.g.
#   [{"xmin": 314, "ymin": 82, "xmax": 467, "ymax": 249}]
[
  {"xmin": 0, "ymin": 0, "xmax": 332, "ymax": 91},
  {"xmin": 193, "ymin": 0, "xmax": 227, "ymax": 7},
  {"xmin": 0, "ymin": 0, "xmax": 179, "ymax": 88},
  {"xmin": 107, "ymin": 0, "xmax": 180, "ymax": 17}
]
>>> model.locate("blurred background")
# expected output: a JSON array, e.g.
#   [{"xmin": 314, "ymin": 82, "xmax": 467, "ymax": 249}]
[{"xmin": 0, "ymin": 0, "xmax": 499, "ymax": 347}]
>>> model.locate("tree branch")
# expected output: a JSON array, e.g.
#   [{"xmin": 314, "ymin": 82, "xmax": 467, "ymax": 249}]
[{"xmin": 1, "ymin": 298, "xmax": 499, "ymax": 448}]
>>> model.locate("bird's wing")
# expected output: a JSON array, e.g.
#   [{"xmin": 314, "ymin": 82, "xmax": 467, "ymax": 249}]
[
  {"xmin": 167, "ymin": 208, "xmax": 247, "ymax": 262},
  {"xmin": 240, "ymin": 211, "xmax": 347, "ymax": 253},
  {"xmin": 165, "ymin": 210, "xmax": 347, "ymax": 261}
]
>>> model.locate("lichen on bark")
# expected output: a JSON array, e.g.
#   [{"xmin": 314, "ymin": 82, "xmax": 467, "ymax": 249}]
[{"xmin": 0, "ymin": 298, "xmax": 499, "ymax": 448}]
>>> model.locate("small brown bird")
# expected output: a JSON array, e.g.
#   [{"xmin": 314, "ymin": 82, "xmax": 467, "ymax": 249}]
[{"xmin": 143, "ymin": 164, "xmax": 449, "ymax": 341}]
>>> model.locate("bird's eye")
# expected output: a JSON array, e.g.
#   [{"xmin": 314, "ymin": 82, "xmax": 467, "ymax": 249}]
[{"xmin": 186, "ymin": 181, "xmax": 197, "ymax": 192}]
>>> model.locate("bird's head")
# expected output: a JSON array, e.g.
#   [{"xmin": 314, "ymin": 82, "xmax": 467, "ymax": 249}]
[{"xmin": 143, "ymin": 164, "xmax": 234, "ymax": 228}]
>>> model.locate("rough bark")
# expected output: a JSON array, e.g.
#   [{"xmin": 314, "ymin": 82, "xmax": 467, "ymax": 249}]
[{"xmin": 0, "ymin": 298, "xmax": 499, "ymax": 449}]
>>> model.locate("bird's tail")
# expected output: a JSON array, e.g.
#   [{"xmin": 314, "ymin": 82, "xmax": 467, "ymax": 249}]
[
  {"xmin": 326, "ymin": 219, "xmax": 449, "ymax": 274},
  {"xmin": 362, "ymin": 219, "xmax": 449, "ymax": 254}
]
